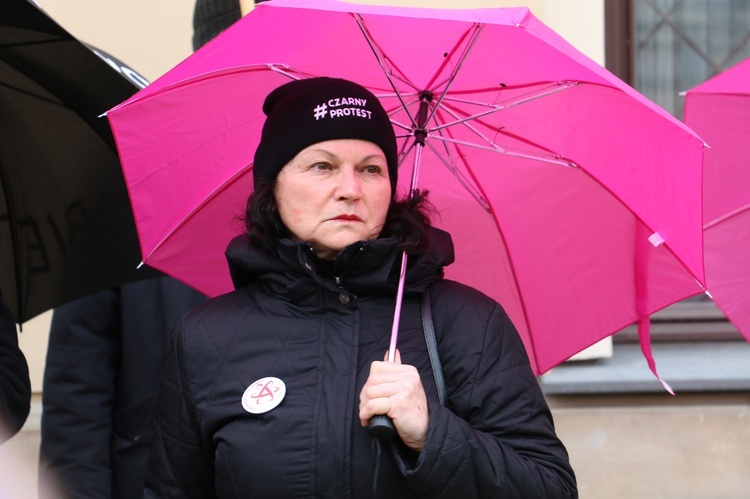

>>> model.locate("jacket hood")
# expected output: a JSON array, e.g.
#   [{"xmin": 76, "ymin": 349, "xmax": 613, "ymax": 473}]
[{"xmin": 225, "ymin": 227, "xmax": 455, "ymax": 298}]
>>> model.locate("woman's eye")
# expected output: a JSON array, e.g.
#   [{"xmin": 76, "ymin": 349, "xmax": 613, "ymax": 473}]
[
  {"xmin": 364, "ymin": 165, "xmax": 382, "ymax": 174},
  {"xmin": 311, "ymin": 162, "xmax": 331, "ymax": 171}
]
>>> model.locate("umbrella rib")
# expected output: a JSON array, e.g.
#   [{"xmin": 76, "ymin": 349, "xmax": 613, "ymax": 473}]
[
  {"xmin": 433, "ymin": 82, "xmax": 577, "ymax": 132},
  {"xmin": 425, "ymin": 141, "xmax": 541, "ymax": 367},
  {"xmin": 424, "ymin": 24, "xmax": 485, "ymax": 125},
  {"xmin": 429, "ymin": 86, "xmax": 579, "ymax": 168},
  {"xmin": 396, "ymin": 134, "xmax": 418, "ymax": 167},
  {"xmin": 704, "ymin": 202, "xmax": 750, "ymax": 230},
  {"xmin": 430, "ymin": 135, "xmax": 575, "ymax": 168},
  {"xmin": 423, "ymin": 101, "xmax": 550, "ymax": 367},
  {"xmin": 355, "ymin": 13, "xmax": 419, "ymax": 128},
  {"xmin": 383, "ymin": 93, "xmax": 421, "ymax": 133},
  {"xmin": 422, "ymin": 139, "xmax": 490, "ymax": 210},
  {"xmin": 430, "ymin": 99, "xmax": 578, "ymax": 168},
  {"xmin": 487, "ymin": 205, "xmax": 538, "ymax": 371},
  {"xmin": 420, "ymin": 107, "xmax": 491, "ymax": 209},
  {"xmin": 427, "ymin": 102, "xmax": 541, "ymax": 368},
  {"xmin": 267, "ymin": 64, "xmax": 321, "ymax": 82},
  {"xmin": 142, "ymin": 165, "xmax": 250, "ymax": 262},
  {"xmin": 354, "ymin": 15, "xmax": 486, "ymax": 134},
  {"xmin": 0, "ymin": 81, "xmax": 66, "ymax": 107}
]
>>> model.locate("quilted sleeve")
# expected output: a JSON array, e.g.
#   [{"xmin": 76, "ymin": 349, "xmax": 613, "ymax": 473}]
[
  {"xmin": 39, "ymin": 289, "xmax": 121, "ymax": 496},
  {"xmin": 396, "ymin": 281, "xmax": 578, "ymax": 498},
  {"xmin": 144, "ymin": 320, "xmax": 216, "ymax": 498}
]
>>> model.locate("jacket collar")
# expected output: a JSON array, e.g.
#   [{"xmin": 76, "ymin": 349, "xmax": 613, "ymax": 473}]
[{"xmin": 225, "ymin": 228, "xmax": 455, "ymax": 301}]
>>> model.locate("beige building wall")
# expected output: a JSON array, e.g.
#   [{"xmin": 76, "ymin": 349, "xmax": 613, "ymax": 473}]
[{"xmin": 36, "ymin": 0, "xmax": 194, "ymax": 82}]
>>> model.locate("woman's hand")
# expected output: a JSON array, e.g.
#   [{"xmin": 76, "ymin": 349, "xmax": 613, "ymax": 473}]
[{"xmin": 359, "ymin": 350, "xmax": 429, "ymax": 452}]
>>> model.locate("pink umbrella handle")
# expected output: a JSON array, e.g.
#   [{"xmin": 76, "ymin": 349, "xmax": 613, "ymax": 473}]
[
  {"xmin": 384, "ymin": 93, "xmax": 431, "ymax": 356},
  {"xmin": 367, "ymin": 251, "xmax": 406, "ymax": 440},
  {"xmin": 386, "ymin": 251, "xmax": 409, "ymax": 362},
  {"xmin": 368, "ymin": 95, "xmax": 432, "ymax": 440}
]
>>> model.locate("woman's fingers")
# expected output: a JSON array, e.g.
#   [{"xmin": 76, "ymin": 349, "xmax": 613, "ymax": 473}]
[{"xmin": 359, "ymin": 351, "xmax": 429, "ymax": 451}]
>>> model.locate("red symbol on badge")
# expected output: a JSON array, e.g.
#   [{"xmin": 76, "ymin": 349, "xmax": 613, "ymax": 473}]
[
  {"xmin": 242, "ymin": 377, "xmax": 286, "ymax": 414},
  {"xmin": 251, "ymin": 380, "xmax": 279, "ymax": 403}
]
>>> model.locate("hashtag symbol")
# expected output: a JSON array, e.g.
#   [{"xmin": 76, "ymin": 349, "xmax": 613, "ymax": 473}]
[{"xmin": 313, "ymin": 103, "xmax": 328, "ymax": 120}]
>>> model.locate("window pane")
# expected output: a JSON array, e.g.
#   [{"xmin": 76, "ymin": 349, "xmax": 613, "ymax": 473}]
[{"xmin": 634, "ymin": 0, "xmax": 750, "ymax": 119}]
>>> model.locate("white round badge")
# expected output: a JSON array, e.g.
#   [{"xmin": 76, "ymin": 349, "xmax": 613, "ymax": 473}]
[{"xmin": 242, "ymin": 377, "xmax": 286, "ymax": 414}]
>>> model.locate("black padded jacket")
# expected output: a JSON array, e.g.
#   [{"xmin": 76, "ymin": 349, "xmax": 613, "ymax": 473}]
[{"xmin": 145, "ymin": 229, "xmax": 577, "ymax": 498}]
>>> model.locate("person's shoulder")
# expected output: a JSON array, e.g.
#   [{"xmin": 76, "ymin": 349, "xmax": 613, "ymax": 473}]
[
  {"xmin": 429, "ymin": 279, "xmax": 496, "ymax": 307},
  {"xmin": 182, "ymin": 287, "xmax": 255, "ymax": 322},
  {"xmin": 172, "ymin": 288, "xmax": 259, "ymax": 355},
  {"xmin": 428, "ymin": 279, "xmax": 513, "ymax": 328}
]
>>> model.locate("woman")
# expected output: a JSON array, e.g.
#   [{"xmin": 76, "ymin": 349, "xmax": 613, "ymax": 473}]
[{"xmin": 145, "ymin": 77, "xmax": 577, "ymax": 498}]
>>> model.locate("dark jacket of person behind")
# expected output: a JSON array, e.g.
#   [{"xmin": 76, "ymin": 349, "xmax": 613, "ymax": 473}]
[
  {"xmin": 38, "ymin": 277, "xmax": 205, "ymax": 498},
  {"xmin": 0, "ymin": 292, "xmax": 31, "ymax": 443}
]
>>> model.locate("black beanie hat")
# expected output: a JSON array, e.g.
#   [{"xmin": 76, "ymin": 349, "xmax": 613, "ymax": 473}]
[{"xmin": 253, "ymin": 77, "xmax": 398, "ymax": 192}]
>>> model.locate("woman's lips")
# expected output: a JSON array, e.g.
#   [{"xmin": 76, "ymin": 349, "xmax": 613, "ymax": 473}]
[{"xmin": 332, "ymin": 214, "xmax": 363, "ymax": 221}]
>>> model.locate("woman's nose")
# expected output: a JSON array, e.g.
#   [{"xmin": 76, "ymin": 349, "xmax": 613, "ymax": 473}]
[{"xmin": 335, "ymin": 167, "xmax": 362, "ymax": 200}]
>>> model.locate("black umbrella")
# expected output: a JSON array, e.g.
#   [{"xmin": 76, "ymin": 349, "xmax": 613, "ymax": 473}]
[{"xmin": 0, "ymin": 0, "xmax": 159, "ymax": 323}]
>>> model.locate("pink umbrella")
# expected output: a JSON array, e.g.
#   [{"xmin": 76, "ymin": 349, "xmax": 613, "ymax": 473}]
[
  {"xmin": 106, "ymin": 0, "xmax": 706, "ymax": 380},
  {"xmin": 684, "ymin": 58, "xmax": 750, "ymax": 342}
]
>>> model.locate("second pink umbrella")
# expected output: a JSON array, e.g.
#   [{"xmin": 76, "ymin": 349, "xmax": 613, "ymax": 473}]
[{"xmin": 685, "ymin": 58, "xmax": 750, "ymax": 342}]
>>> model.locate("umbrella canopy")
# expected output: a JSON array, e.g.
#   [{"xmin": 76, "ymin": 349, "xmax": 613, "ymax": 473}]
[
  {"xmin": 0, "ymin": 0, "xmax": 158, "ymax": 322},
  {"xmin": 106, "ymin": 0, "xmax": 706, "ymax": 376},
  {"xmin": 684, "ymin": 58, "xmax": 750, "ymax": 342}
]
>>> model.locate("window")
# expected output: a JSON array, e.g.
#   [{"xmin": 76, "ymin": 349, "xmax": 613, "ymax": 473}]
[{"xmin": 607, "ymin": 0, "xmax": 750, "ymax": 119}]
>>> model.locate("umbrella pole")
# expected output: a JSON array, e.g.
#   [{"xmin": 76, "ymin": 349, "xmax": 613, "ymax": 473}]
[
  {"xmin": 368, "ymin": 93, "xmax": 431, "ymax": 439},
  {"xmin": 385, "ymin": 251, "xmax": 409, "ymax": 362}
]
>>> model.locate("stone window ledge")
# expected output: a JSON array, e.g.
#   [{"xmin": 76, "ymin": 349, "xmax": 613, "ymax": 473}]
[{"xmin": 540, "ymin": 341, "xmax": 750, "ymax": 394}]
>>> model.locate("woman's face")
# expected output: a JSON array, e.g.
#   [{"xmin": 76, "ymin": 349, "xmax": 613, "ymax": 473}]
[{"xmin": 274, "ymin": 139, "xmax": 392, "ymax": 260}]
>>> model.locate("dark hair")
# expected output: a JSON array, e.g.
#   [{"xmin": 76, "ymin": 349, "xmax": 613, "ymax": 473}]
[{"xmin": 244, "ymin": 185, "xmax": 434, "ymax": 255}]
